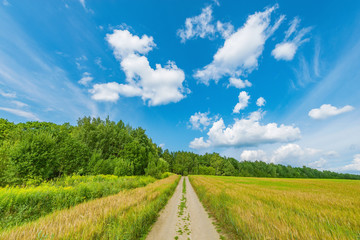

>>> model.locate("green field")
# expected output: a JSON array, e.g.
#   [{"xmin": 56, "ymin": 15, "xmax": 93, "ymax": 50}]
[
  {"xmin": 0, "ymin": 175, "xmax": 179, "ymax": 239},
  {"xmin": 0, "ymin": 174, "xmax": 159, "ymax": 230},
  {"xmin": 190, "ymin": 175, "xmax": 360, "ymax": 240}
]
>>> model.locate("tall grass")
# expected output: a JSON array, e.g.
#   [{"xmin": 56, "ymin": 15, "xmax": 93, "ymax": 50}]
[
  {"xmin": 0, "ymin": 175, "xmax": 156, "ymax": 230},
  {"xmin": 0, "ymin": 174, "xmax": 180, "ymax": 240},
  {"xmin": 190, "ymin": 175, "xmax": 360, "ymax": 240}
]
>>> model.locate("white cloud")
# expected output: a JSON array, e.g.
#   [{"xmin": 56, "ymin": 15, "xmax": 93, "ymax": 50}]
[
  {"xmin": 240, "ymin": 149, "xmax": 267, "ymax": 162},
  {"xmin": 308, "ymin": 158, "xmax": 327, "ymax": 168},
  {"xmin": 0, "ymin": 107, "xmax": 40, "ymax": 121},
  {"xmin": 233, "ymin": 91, "xmax": 250, "ymax": 113},
  {"xmin": 159, "ymin": 143, "xmax": 165, "ymax": 149},
  {"xmin": 190, "ymin": 111, "xmax": 301, "ymax": 149},
  {"xmin": 341, "ymin": 154, "xmax": 360, "ymax": 171},
  {"xmin": 270, "ymin": 143, "xmax": 320, "ymax": 165},
  {"xmin": 177, "ymin": 6, "xmax": 216, "ymax": 42},
  {"xmin": 11, "ymin": 100, "xmax": 28, "ymax": 108},
  {"xmin": 216, "ymin": 21, "xmax": 234, "ymax": 39},
  {"xmin": 212, "ymin": 0, "xmax": 220, "ymax": 6},
  {"xmin": 189, "ymin": 112, "xmax": 212, "ymax": 131},
  {"xmin": 240, "ymin": 143, "xmax": 330, "ymax": 168},
  {"xmin": 78, "ymin": 72, "xmax": 93, "ymax": 86},
  {"xmin": 308, "ymin": 104, "xmax": 354, "ymax": 120},
  {"xmin": 106, "ymin": 29, "xmax": 155, "ymax": 58},
  {"xmin": 95, "ymin": 57, "xmax": 106, "ymax": 70},
  {"xmin": 227, "ymin": 77, "xmax": 252, "ymax": 89},
  {"xmin": 90, "ymin": 29, "xmax": 187, "ymax": 106},
  {"xmin": 177, "ymin": 5, "xmax": 234, "ymax": 43},
  {"xmin": 256, "ymin": 97, "xmax": 266, "ymax": 107},
  {"xmin": 0, "ymin": 89, "xmax": 16, "ymax": 98},
  {"xmin": 79, "ymin": 0, "xmax": 86, "ymax": 9},
  {"xmin": 90, "ymin": 82, "xmax": 141, "ymax": 102},
  {"xmin": 272, "ymin": 17, "xmax": 312, "ymax": 61},
  {"xmin": 194, "ymin": 5, "xmax": 284, "ymax": 85}
]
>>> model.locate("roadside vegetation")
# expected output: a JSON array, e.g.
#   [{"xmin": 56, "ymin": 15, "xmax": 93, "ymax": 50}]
[
  {"xmin": 0, "ymin": 175, "xmax": 180, "ymax": 240},
  {"xmin": 0, "ymin": 175, "xmax": 157, "ymax": 230},
  {"xmin": 190, "ymin": 175, "xmax": 360, "ymax": 239},
  {"xmin": 0, "ymin": 117, "xmax": 169, "ymax": 187}
]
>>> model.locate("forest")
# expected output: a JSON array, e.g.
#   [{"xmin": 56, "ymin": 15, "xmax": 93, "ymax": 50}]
[{"xmin": 1, "ymin": 117, "xmax": 359, "ymax": 187}]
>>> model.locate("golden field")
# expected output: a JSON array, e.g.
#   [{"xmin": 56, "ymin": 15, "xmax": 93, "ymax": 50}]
[
  {"xmin": 0, "ymin": 175, "xmax": 180, "ymax": 240},
  {"xmin": 189, "ymin": 175, "xmax": 360, "ymax": 240}
]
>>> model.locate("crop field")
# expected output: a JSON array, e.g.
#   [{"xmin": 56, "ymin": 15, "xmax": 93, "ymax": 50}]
[
  {"xmin": 0, "ymin": 174, "xmax": 157, "ymax": 230},
  {"xmin": 189, "ymin": 175, "xmax": 360, "ymax": 240},
  {"xmin": 0, "ymin": 174, "xmax": 179, "ymax": 239}
]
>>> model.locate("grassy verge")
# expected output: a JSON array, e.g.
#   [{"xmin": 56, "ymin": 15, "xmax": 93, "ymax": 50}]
[
  {"xmin": 189, "ymin": 175, "xmax": 360, "ymax": 240},
  {"xmin": 0, "ymin": 175, "xmax": 157, "ymax": 230},
  {"xmin": 0, "ymin": 175, "xmax": 180, "ymax": 240}
]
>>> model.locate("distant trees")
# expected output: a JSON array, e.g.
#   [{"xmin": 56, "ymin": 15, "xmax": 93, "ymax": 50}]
[
  {"xmin": 161, "ymin": 151, "xmax": 360, "ymax": 180},
  {"xmin": 0, "ymin": 117, "xmax": 359, "ymax": 186}
]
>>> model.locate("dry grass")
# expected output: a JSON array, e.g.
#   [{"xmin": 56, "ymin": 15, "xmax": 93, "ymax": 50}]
[
  {"xmin": 0, "ymin": 175, "xmax": 180, "ymax": 240},
  {"xmin": 190, "ymin": 175, "xmax": 360, "ymax": 240}
]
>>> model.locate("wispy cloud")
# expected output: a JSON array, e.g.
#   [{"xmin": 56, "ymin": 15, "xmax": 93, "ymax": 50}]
[
  {"xmin": 0, "ymin": 8, "xmax": 98, "ymax": 121},
  {"xmin": 0, "ymin": 107, "xmax": 40, "ymax": 121},
  {"xmin": 272, "ymin": 17, "xmax": 312, "ymax": 61},
  {"xmin": 78, "ymin": 72, "xmax": 94, "ymax": 86},
  {"xmin": 0, "ymin": 89, "xmax": 16, "ymax": 98},
  {"xmin": 177, "ymin": 4, "xmax": 234, "ymax": 42}
]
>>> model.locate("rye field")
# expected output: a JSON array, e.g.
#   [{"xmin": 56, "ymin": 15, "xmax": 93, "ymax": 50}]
[
  {"xmin": 0, "ymin": 174, "xmax": 179, "ymax": 240},
  {"xmin": 189, "ymin": 175, "xmax": 360, "ymax": 240}
]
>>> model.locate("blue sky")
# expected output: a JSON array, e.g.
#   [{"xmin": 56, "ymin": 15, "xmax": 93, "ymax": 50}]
[{"xmin": 1, "ymin": 0, "xmax": 360, "ymax": 173}]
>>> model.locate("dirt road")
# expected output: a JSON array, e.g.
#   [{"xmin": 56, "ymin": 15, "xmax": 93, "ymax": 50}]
[{"xmin": 146, "ymin": 176, "xmax": 220, "ymax": 240}]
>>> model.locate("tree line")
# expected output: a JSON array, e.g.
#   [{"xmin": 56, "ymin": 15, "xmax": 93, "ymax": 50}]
[{"xmin": 0, "ymin": 117, "xmax": 359, "ymax": 186}]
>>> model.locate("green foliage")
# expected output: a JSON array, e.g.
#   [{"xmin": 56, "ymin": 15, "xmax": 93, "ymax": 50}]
[
  {"xmin": 0, "ymin": 117, "xmax": 165, "ymax": 186},
  {"xmin": 145, "ymin": 155, "xmax": 169, "ymax": 178},
  {"xmin": 0, "ymin": 175, "xmax": 156, "ymax": 230}
]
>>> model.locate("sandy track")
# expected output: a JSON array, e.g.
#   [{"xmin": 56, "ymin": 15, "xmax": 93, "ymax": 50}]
[{"xmin": 146, "ymin": 176, "xmax": 220, "ymax": 240}]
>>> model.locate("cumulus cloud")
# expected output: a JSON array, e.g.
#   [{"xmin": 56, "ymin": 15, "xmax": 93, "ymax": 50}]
[
  {"xmin": 256, "ymin": 97, "xmax": 266, "ymax": 107},
  {"xmin": 270, "ymin": 143, "xmax": 320, "ymax": 165},
  {"xmin": 78, "ymin": 72, "xmax": 93, "ymax": 86},
  {"xmin": 233, "ymin": 91, "xmax": 250, "ymax": 113},
  {"xmin": 177, "ymin": 5, "xmax": 234, "ymax": 43},
  {"xmin": 240, "ymin": 143, "xmax": 329, "ymax": 168},
  {"xmin": 227, "ymin": 77, "xmax": 252, "ymax": 89},
  {"xmin": 308, "ymin": 104, "xmax": 354, "ymax": 119},
  {"xmin": 90, "ymin": 29, "xmax": 187, "ymax": 106},
  {"xmin": 272, "ymin": 17, "xmax": 312, "ymax": 61},
  {"xmin": 240, "ymin": 149, "xmax": 267, "ymax": 162},
  {"xmin": 341, "ymin": 154, "xmax": 360, "ymax": 171},
  {"xmin": 0, "ymin": 107, "xmax": 40, "ymax": 121},
  {"xmin": 194, "ymin": 5, "xmax": 284, "ymax": 85},
  {"xmin": 190, "ymin": 111, "xmax": 301, "ymax": 149},
  {"xmin": 189, "ymin": 112, "xmax": 213, "ymax": 131}
]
